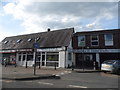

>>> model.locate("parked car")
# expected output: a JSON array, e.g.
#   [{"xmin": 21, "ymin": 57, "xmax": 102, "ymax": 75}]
[{"xmin": 101, "ymin": 60, "xmax": 120, "ymax": 74}]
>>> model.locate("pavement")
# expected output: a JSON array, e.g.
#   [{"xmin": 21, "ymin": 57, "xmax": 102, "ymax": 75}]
[
  {"xmin": 1, "ymin": 65, "xmax": 101, "ymax": 80},
  {"xmin": 2, "ymin": 66, "xmax": 70, "ymax": 80}
]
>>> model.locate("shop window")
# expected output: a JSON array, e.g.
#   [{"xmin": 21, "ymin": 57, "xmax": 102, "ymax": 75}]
[
  {"xmin": 104, "ymin": 34, "xmax": 113, "ymax": 46},
  {"xmin": 46, "ymin": 55, "xmax": 59, "ymax": 61},
  {"xmin": 18, "ymin": 55, "xmax": 21, "ymax": 61},
  {"xmin": 46, "ymin": 52, "xmax": 59, "ymax": 67},
  {"xmin": 78, "ymin": 35, "xmax": 85, "ymax": 46},
  {"xmin": 27, "ymin": 55, "xmax": 33, "ymax": 61},
  {"xmin": 46, "ymin": 62, "xmax": 58, "ymax": 67},
  {"xmin": 91, "ymin": 35, "xmax": 99, "ymax": 46},
  {"xmin": 68, "ymin": 53, "xmax": 71, "ymax": 61}
]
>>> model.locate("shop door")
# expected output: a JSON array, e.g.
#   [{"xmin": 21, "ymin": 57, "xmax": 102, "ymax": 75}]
[
  {"xmin": 76, "ymin": 54, "xmax": 93, "ymax": 69},
  {"xmin": 41, "ymin": 52, "xmax": 46, "ymax": 66},
  {"xmin": 18, "ymin": 55, "xmax": 22, "ymax": 66},
  {"xmin": 84, "ymin": 55, "xmax": 93, "ymax": 69},
  {"xmin": 18, "ymin": 54, "xmax": 26, "ymax": 66}
]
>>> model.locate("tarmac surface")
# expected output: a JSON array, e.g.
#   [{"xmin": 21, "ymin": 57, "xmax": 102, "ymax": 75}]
[{"xmin": 1, "ymin": 65, "xmax": 119, "ymax": 89}]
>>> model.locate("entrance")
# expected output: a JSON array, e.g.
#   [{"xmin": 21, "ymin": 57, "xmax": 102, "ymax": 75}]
[{"xmin": 76, "ymin": 53, "xmax": 94, "ymax": 69}]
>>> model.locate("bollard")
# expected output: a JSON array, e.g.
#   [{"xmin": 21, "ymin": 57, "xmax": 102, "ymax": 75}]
[
  {"xmin": 93, "ymin": 61, "xmax": 96, "ymax": 70},
  {"xmin": 54, "ymin": 62, "xmax": 56, "ymax": 70},
  {"xmin": 39, "ymin": 62, "xmax": 40, "ymax": 69},
  {"xmin": 15, "ymin": 62, "xmax": 17, "ymax": 68},
  {"xmin": 72, "ymin": 62, "xmax": 74, "ymax": 71},
  {"xmin": 26, "ymin": 61, "xmax": 27, "ymax": 68}
]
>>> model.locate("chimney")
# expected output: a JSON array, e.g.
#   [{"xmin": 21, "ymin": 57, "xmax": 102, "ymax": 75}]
[{"xmin": 47, "ymin": 28, "xmax": 50, "ymax": 32}]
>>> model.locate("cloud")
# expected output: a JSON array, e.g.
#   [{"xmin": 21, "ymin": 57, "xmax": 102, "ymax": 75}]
[{"xmin": 2, "ymin": 1, "xmax": 118, "ymax": 34}]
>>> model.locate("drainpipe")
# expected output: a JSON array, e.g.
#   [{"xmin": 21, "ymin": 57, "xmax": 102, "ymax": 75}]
[{"xmin": 65, "ymin": 46, "xmax": 67, "ymax": 68}]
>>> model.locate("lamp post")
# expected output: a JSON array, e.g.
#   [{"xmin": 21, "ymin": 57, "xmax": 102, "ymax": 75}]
[{"xmin": 33, "ymin": 38, "xmax": 37, "ymax": 75}]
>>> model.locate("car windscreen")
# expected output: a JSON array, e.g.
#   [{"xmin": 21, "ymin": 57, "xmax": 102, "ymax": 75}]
[{"xmin": 103, "ymin": 60, "xmax": 116, "ymax": 64}]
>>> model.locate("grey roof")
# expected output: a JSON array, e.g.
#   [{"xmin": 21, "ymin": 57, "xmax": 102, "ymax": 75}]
[{"xmin": 1, "ymin": 28, "xmax": 74, "ymax": 50}]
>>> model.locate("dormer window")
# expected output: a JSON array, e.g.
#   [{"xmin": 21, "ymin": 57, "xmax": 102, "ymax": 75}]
[
  {"xmin": 17, "ymin": 39, "xmax": 22, "ymax": 43},
  {"xmin": 28, "ymin": 38, "xmax": 32, "ymax": 42},
  {"xmin": 4, "ymin": 41, "xmax": 9, "ymax": 44},
  {"xmin": 36, "ymin": 37, "xmax": 40, "ymax": 41}
]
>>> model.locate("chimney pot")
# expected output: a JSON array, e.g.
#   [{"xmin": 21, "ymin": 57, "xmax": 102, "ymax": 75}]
[{"xmin": 47, "ymin": 28, "xmax": 50, "ymax": 32}]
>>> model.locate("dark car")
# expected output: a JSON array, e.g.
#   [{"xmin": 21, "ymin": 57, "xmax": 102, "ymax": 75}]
[{"xmin": 101, "ymin": 60, "xmax": 120, "ymax": 74}]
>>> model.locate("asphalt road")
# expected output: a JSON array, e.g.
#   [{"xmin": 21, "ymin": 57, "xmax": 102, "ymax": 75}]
[{"xmin": 2, "ymin": 72, "xmax": 119, "ymax": 89}]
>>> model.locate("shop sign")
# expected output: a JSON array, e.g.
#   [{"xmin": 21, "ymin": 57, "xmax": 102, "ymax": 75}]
[
  {"xmin": 0, "ymin": 50, "xmax": 16, "ymax": 53},
  {"xmin": 74, "ymin": 49, "xmax": 120, "ymax": 53},
  {"xmin": 16, "ymin": 49, "xmax": 33, "ymax": 52},
  {"xmin": 37, "ymin": 47, "xmax": 65, "ymax": 52}
]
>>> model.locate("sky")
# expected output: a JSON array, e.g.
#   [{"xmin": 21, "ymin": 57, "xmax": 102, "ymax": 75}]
[{"xmin": 0, "ymin": 0, "xmax": 119, "ymax": 42}]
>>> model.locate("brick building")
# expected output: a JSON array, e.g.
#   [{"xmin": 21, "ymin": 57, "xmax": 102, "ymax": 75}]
[{"xmin": 72, "ymin": 29, "xmax": 120, "ymax": 69}]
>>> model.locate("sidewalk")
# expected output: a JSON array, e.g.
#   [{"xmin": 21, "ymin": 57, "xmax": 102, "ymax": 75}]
[
  {"xmin": 2, "ymin": 66, "xmax": 101, "ymax": 80},
  {"xmin": 2, "ymin": 66, "xmax": 70, "ymax": 80}
]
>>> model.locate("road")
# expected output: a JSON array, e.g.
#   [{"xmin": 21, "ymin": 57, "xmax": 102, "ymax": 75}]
[{"xmin": 2, "ymin": 72, "xmax": 119, "ymax": 89}]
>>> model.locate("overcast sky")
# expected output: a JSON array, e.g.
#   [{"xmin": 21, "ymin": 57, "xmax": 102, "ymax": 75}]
[{"xmin": 0, "ymin": 0, "xmax": 118, "ymax": 41}]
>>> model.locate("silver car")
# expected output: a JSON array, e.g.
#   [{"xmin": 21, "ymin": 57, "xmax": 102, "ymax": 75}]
[{"xmin": 101, "ymin": 60, "xmax": 120, "ymax": 74}]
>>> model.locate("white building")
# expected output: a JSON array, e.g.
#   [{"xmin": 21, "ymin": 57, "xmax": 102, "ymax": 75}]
[{"xmin": 0, "ymin": 28, "xmax": 74, "ymax": 68}]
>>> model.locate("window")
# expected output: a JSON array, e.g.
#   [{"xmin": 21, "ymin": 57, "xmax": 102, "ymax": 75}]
[
  {"xmin": 28, "ymin": 38, "xmax": 32, "ymax": 42},
  {"xmin": 17, "ymin": 39, "xmax": 22, "ymax": 43},
  {"xmin": 46, "ymin": 52, "xmax": 59, "ymax": 67},
  {"xmin": 36, "ymin": 37, "xmax": 40, "ymax": 41},
  {"xmin": 68, "ymin": 53, "xmax": 71, "ymax": 61},
  {"xmin": 78, "ymin": 35, "xmax": 85, "ymax": 46},
  {"xmin": 4, "ymin": 41, "xmax": 8, "ymax": 44},
  {"xmin": 91, "ymin": 35, "xmax": 99, "ymax": 46},
  {"xmin": 105, "ymin": 34, "xmax": 113, "ymax": 46}
]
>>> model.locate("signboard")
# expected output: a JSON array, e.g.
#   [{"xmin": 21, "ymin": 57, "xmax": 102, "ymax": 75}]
[
  {"xmin": 0, "ymin": 49, "xmax": 33, "ymax": 53},
  {"xmin": 73, "ymin": 49, "xmax": 120, "ymax": 53},
  {"xmin": 0, "ymin": 50, "xmax": 16, "ymax": 53},
  {"xmin": 37, "ymin": 47, "xmax": 65, "ymax": 52},
  {"xmin": 33, "ymin": 43, "xmax": 40, "ymax": 49}
]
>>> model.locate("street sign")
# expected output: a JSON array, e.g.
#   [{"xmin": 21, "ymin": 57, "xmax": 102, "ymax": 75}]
[{"xmin": 33, "ymin": 43, "xmax": 40, "ymax": 49}]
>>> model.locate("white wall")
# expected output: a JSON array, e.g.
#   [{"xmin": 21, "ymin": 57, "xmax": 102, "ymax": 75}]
[{"xmin": 59, "ymin": 51, "xmax": 65, "ymax": 68}]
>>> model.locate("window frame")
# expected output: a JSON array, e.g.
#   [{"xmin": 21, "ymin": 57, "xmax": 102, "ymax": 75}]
[
  {"xmin": 104, "ymin": 34, "xmax": 113, "ymax": 46},
  {"xmin": 78, "ymin": 35, "xmax": 85, "ymax": 47},
  {"xmin": 91, "ymin": 35, "xmax": 99, "ymax": 46}
]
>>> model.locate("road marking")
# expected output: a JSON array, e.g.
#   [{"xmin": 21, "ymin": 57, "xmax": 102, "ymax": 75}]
[
  {"xmin": 38, "ymin": 82, "xmax": 54, "ymax": 85},
  {"xmin": 68, "ymin": 85, "xmax": 87, "ymax": 88},
  {"xmin": 22, "ymin": 81, "xmax": 33, "ymax": 82},
  {"xmin": 2, "ymin": 80, "xmax": 15, "ymax": 83}
]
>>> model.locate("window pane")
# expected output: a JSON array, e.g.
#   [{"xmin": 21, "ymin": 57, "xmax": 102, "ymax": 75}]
[
  {"xmin": 105, "ymin": 34, "xmax": 113, "ymax": 46},
  {"xmin": 78, "ymin": 36, "xmax": 85, "ymax": 46},
  {"xmin": 92, "ymin": 42, "xmax": 98, "ymax": 45},
  {"xmin": 78, "ymin": 36, "xmax": 85, "ymax": 41},
  {"xmin": 68, "ymin": 53, "xmax": 71, "ymax": 61},
  {"xmin": 23, "ymin": 55, "xmax": 26, "ymax": 61},
  {"xmin": 92, "ymin": 35, "xmax": 98, "ymax": 40},
  {"xmin": 78, "ymin": 42, "xmax": 85, "ymax": 46},
  {"xmin": 46, "ymin": 62, "xmax": 58, "ymax": 67},
  {"xmin": 27, "ymin": 55, "xmax": 33, "ymax": 61},
  {"xmin": 47, "ymin": 55, "xmax": 59, "ymax": 61},
  {"xmin": 105, "ymin": 34, "xmax": 113, "ymax": 41},
  {"xmin": 105, "ymin": 41, "xmax": 113, "ymax": 46}
]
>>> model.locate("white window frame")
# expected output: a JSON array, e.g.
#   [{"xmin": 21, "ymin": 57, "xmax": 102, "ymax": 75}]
[
  {"xmin": 104, "ymin": 34, "xmax": 113, "ymax": 46},
  {"xmin": 78, "ymin": 35, "xmax": 85, "ymax": 47},
  {"xmin": 91, "ymin": 35, "xmax": 99, "ymax": 46}
]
